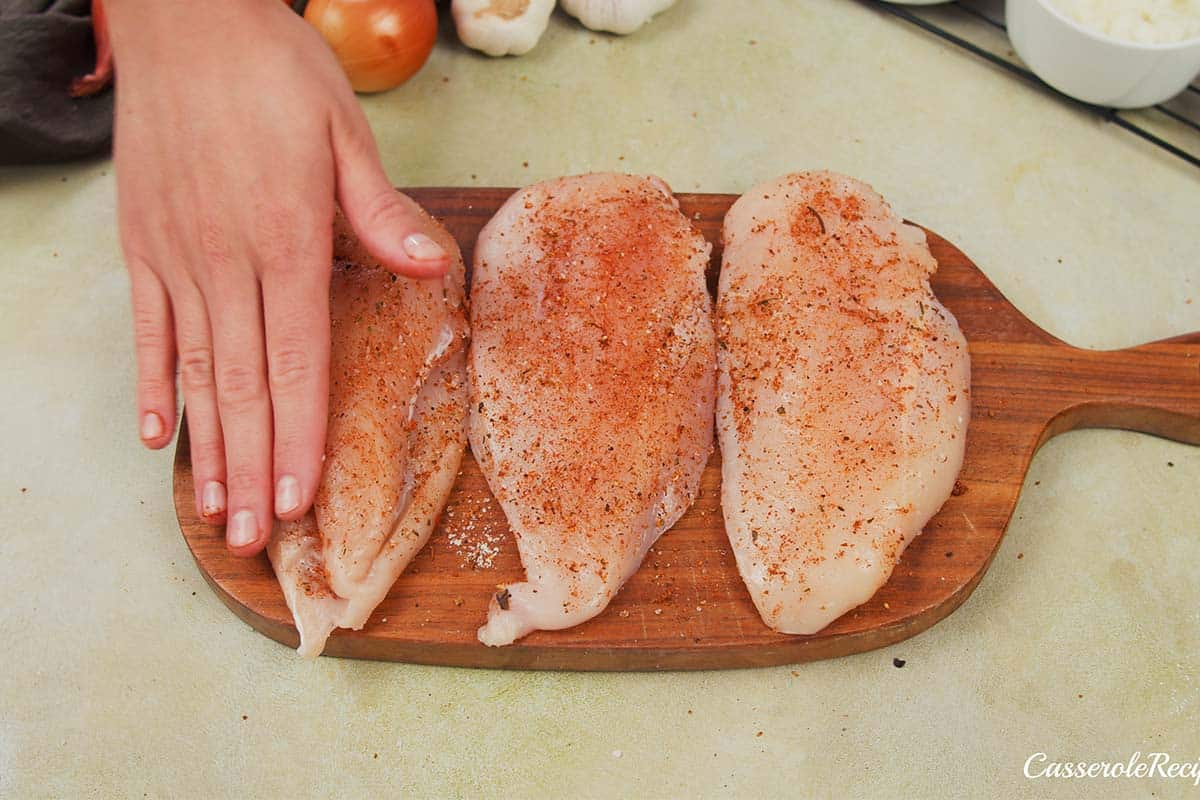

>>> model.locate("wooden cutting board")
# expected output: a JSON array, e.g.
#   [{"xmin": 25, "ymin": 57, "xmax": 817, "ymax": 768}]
[{"xmin": 175, "ymin": 188, "xmax": 1200, "ymax": 670}]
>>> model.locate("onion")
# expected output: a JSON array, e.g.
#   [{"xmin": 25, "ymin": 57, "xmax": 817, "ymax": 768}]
[
  {"xmin": 70, "ymin": 0, "xmax": 114, "ymax": 98},
  {"xmin": 304, "ymin": 0, "xmax": 438, "ymax": 94}
]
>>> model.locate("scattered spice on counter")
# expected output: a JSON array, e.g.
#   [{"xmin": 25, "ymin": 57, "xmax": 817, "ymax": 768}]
[
  {"xmin": 756, "ymin": 731, "xmax": 763, "ymax": 737},
  {"xmin": 1017, "ymin": 553, "xmax": 1024, "ymax": 560},
  {"xmin": 893, "ymin": 658, "xmax": 906, "ymax": 668},
  {"xmin": 1168, "ymin": 461, "xmax": 1175, "ymax": 467}
]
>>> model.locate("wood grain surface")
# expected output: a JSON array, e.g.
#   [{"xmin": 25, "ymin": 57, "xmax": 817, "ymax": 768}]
[{"xmin": 174, "ymin": 188, "xmax": 1200, "ymax": 670}]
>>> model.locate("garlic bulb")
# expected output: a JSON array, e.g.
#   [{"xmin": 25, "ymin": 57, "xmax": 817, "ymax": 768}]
[
  {"xmin": 451, "ymin": 0, "xmax": 557, "ymax": 56},
  {"xmin": 559, "ymin": 0, "xmax": 677, "ymax": 34}
]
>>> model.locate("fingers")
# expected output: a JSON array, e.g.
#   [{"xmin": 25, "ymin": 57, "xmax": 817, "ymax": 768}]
[
  {"xmin": 261, "ymin": 239, "xmax": 332, "ymax": 523},
  {"xmin": 129, "ymin": 261, "xmax": 177, "ymax": 450},
  {"xmin": 330, "ymin": 101, "xmax": 450, "ymax": 278},
  {"xmin": 207, "ymin": 272, "xmax": 274, "ymax": 557},
  {"xmin": 171, "ymin": 281, "xmax": 228, "ymax": 525}
]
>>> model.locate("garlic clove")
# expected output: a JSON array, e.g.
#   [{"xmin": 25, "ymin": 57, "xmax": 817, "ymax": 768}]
[
  {"xmin": 559, "ymin": 0, "xmax": 678, "ymax": 35},
  {"xmin": 451, "ymin": 0, "xmax": 557, "ymax": 57}
]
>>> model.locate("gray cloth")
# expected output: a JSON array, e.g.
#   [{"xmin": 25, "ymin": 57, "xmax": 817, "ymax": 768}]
[{"xmin": 0, "ymin": 0, "xmax": 113, "ymax": 164}]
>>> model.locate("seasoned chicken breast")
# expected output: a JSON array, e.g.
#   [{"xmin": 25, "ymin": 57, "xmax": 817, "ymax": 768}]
[
  {"xmin": 268, "ymin": 197, "xmax": 469, "ymax": 657},
  {"xmin": 469, "ymin": 173, "xmax": 716, "ymax": 646},
  {"xmin": 717, "ymin": 172, "xmax": 970, "ymax": 635}
]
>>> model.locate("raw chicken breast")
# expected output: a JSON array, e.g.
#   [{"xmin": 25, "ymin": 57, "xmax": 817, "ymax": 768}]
[
  {"xmin": 716, "ymin": 172, "xmax": 970, "ymax": 635},
  {"xmin": 268, "ymin": 197, "xmax": 469, "ymax": 657},
  {"xmin": 469, "ymin": 173, "xmax": 716, "ymax": 646}
]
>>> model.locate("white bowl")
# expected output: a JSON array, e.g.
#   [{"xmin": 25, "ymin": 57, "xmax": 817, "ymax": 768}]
[{"xmin": 1007, "ymin": 0, "xmax": 1200, "ymax": 107}]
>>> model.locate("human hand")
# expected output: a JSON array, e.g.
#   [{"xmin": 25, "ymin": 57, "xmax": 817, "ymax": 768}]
[{"xmin": 110, "ymin": 0, "xmax": 450, "ymax": 555}]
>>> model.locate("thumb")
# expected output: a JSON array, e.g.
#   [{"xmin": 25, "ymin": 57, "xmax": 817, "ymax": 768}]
[{"xmin": 331, "ymin": 105, "xmax": 450, "ymax": 278}]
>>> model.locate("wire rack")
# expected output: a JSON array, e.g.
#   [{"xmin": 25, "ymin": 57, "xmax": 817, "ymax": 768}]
[{"xmin": 866, "ymin": 0, "xmax": 1200, "ymax": 168}]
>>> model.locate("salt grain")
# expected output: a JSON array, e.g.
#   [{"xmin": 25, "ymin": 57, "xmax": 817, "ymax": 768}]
[{"xmin": 443, "ymin": 494, "xmax": 505, "ymax": 569}]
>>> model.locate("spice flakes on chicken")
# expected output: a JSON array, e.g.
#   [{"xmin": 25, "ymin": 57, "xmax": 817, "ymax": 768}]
[
  {"xmin": 469, "ymin": 173, "xmax": 716, "ymax": 646},
  {"xmin": 716, "ymin": 171, "xmax": 970, "ymax": 635},
  {"xmin": 267, "ymin": 197, "xmax": 469, "ymax": 657}
]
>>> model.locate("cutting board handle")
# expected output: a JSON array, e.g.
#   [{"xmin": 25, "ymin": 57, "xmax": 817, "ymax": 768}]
[{"xmin": 1038, "ymin": 332, "xmax": 1200, "ymax": 447}]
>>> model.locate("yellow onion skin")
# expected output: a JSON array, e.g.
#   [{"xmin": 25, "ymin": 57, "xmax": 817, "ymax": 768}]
[{"xmin": 304, "ymin": 0, "xmax": 438, "ymax": 93}]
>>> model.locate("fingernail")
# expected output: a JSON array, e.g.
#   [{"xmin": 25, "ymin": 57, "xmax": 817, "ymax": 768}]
[
  {"xmin": 228, "ymin": 510, "xmax": 259, "ymax": 548},
  {"xmin": 275, "ymin": 475, "xmax": 300, "ymax": 516},
  {"xmin": 140, "ymin": 411, "xmax": 164, "ymax": 441},
  {"xmin": 402, "ymin": 233, "xmax": 446, "ymax": 262},
  {"xmin": 201, "ymin": 481, "xmax": 226, "ymax": 518}
]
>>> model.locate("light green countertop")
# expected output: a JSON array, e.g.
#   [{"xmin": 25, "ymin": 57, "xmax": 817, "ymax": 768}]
[{"xmin": 2, "ymin": 2, "xmax": 1197, "ymax": 797}]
